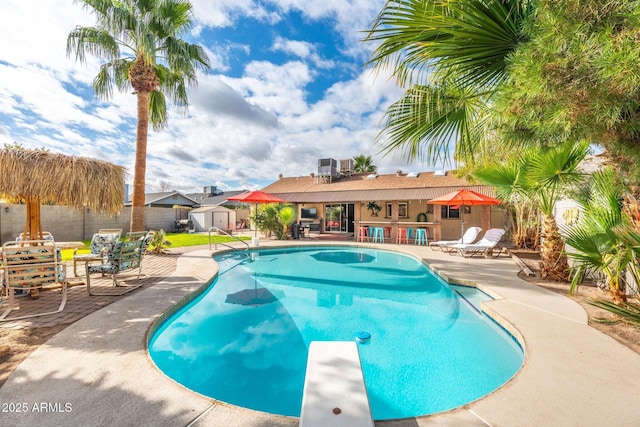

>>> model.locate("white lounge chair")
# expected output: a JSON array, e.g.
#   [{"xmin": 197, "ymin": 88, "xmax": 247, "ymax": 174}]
[
  {"xmin": 449, "ymin": 228, "xmax": 505, "ymax": 258},
  {"xmin": 429, "ymin": 226, "xmax": 482, "ymax": 251}
]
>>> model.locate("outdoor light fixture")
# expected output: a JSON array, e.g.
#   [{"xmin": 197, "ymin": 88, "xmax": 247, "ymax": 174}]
[{"xmin": 4, "ymin": 206, "xmax": 9, "ymax": 213}]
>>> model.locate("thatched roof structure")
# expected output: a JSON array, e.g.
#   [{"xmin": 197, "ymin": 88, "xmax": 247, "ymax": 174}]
[{"xmin": 0, "ymin": 148, "xmax": 126, "ymax": 238}]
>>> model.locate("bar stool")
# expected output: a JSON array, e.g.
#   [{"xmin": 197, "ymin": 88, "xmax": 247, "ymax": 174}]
[
  {"xmin": 396, "ymin": 228, "xmax": 409, "ymax": 244},
  {"xmin": 406, "ymin": 228, "xmax": 413, "ymax": 240},
  {"xmin": 383, "ymin": 227, "xmax": 391, "ymax": 238},
  {"xmin": 414, "ymin": 228, "xmax": 428, "ymax": 245},
  {"xmin": 371, "ymin": 227, "xmax": 385, "ymax": 243},
  {"xmin": 357, "ymin": 226, "xmax": 369, "ymax": 242}
]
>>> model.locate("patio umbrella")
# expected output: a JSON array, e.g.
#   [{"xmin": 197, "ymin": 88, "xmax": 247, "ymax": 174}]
[
  {"xmin": 428, "ymin": 189, "xmax": 501, "ymax": 239},
  {"xmin": 0, "ymin": 148, "xmax": 125, "ymax": 240},
  {"xmin": 227, "ymin": 190, "xmax": 286, "ymax": 237}
]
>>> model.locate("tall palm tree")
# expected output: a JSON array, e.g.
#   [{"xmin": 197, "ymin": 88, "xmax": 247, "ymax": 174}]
[
  {"xmin": 67, "ymin": 0, "xmax": 210, "ymax": 231},
  {"xmin": 353, "ymin": 154, "xmax": 377, "ymax": 173},
  {"xmin": 364, "ymin": 0, "xmax": 533, "ymax": 165}
]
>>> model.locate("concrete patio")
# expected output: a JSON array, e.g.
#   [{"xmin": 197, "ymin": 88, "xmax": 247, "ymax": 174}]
[{"xmin": 1, "ymin": 240, "xmax": 639, "ymax": 426}]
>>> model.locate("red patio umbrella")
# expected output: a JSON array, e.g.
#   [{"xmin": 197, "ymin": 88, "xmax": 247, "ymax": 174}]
[
  {"xmin": 428, "ymin": 189, "xmax": 501, "ymax": 238},
  {"xmin": 227, "ymin": 190, "xmax": 287, "ymax": 236}
]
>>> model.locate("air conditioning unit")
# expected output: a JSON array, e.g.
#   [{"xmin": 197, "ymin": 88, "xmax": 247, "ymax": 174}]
[
  {"xmin": 339, "ymin": 158, "xmax": 354, "ymax": 175},
  {"xmin": 318, "ymin": 158, "xmax": 337, "ymax": 177}
]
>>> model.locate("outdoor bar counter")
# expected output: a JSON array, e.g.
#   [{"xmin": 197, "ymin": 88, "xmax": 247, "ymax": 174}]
[{"xmin": 353, "ymin": 221, "xmax": 440, "ymax": 243}]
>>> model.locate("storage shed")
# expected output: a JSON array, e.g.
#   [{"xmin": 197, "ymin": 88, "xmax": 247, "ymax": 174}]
[{"xmin": 189, "ymin": 206, "xmax": 236, "ymax": 232}]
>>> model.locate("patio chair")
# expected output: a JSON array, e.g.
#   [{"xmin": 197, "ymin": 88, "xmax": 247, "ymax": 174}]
[
  {"xmin": 449, "ymin": 228, "xmax": 505, "ymax": 258},
  {"xmin": 1, "ymin": 240, "xmax": 67, "ymax": 321},
  {"xmin": 84, "ymin": 238, "xmax": 144, "ymax": 296},
  {"xmin": 429, "ymin": 227, "xmax": 482, "ymax": 251},
  {"xmin": 72, "ymin": 231, "xmax": 121, "ymax": 276}
]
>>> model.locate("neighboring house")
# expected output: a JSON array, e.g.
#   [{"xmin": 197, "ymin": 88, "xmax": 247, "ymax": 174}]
[
  {"xmin": 186, "ymin": 187, "xmax": 249, "ymax": 207},
  {"xmin": 261, "ymin": 161, "xmax": 504, "ymax": 241},
  {"xmin": 124, "ymin": 191, "xmax": 199, "ymax": 208}
]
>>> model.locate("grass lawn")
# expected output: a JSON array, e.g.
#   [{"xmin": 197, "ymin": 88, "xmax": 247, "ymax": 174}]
[{"xmin": 60, "ymin": 232, "xmax": 250, "ymax": 261}]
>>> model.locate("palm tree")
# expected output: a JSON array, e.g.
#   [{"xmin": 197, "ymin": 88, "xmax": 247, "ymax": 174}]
[
  {"xmin": 564, "ymin": 167, "xmax": 632, "ymax": 302},
  {"xmin": 475, "ymin": 142, "xmax": 588, "ymax": 281},
  {"xmin": 364, "ymin": 0, "xmax": 533, "ymax": 165},
  {"xmin": 353, "ymin": 154, "xmax": 377, "ymax": 173},
  {"xmin": 67, "ymin": 0, "xmax": 210, "ymax": 231},
  {"xmin": 474, "ymin": 158, "xmax": 540, "ymax": 250}
]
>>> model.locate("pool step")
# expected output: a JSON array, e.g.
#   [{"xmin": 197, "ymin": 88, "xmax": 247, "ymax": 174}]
[{"xmin": 300, "ymin": 341, "xmax": 374, "ymax": 427}]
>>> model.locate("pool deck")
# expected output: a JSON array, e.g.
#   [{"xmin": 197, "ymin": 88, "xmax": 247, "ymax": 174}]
[{"xmin": 1, "ymin": 240, "xmax": 639, "ymax": 426}]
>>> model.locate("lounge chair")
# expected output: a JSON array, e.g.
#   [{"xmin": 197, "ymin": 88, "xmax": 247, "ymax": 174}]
[
  {"xmin": 449, "ymin": 228, "xmax": 506, "ymax": 258},
  {"xmin": 1, "ymin": 240, "xmax": 67, "ymax": 321},
  {"xmin": 429, "ymin": 227, "xmax": 482, "ymax": 251}
]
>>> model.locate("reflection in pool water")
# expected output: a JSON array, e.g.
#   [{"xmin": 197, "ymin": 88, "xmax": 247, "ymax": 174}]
[{"xmin": 149, "ymin": 246, "xmax": 523, "ymax": 420}]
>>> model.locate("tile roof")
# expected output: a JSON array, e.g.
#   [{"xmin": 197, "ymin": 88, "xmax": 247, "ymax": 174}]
[{"xmin": 261, "ymin": 171, "xmax": 494, "ymax": 202}]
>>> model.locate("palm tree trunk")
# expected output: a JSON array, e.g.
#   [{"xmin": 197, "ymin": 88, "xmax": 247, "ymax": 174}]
[
  {"xmin": 130, "ymin": 91, "xmax": 150, "ymax": 232},
  {"xmin": 540, "ymin": 214, "xmax": 570, "ymax": 282}
]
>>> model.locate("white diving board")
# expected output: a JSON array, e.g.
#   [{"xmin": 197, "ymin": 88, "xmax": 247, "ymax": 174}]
[{"xmin": 300, "ymin": 341, "xmax": 374, "ymax": 427}]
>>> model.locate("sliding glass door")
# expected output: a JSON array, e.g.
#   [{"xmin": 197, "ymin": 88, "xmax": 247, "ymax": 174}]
[{"xmin": 324, "ymin": 203, "xmax": 354, "ymax": 233}]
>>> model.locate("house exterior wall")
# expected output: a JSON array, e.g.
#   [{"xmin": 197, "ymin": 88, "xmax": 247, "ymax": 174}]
[{"xmin": 0, "ymin": 204, "xmax": 187, "ymax": 244}]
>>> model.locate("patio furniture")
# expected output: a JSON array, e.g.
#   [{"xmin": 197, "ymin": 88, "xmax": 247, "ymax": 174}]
[
  {"xmin": 371, "ymin": 227, "xmax": 384, "ymax": 243},
  {"xmin": 73, "ymin": 231, "xmax": 121, "ymax": 276},
  {"xmin": 84, "ymin": 238, "xmax": 144, "ymax": 296},
  {"xmin": 429, "ymin": 226, "xmax": 482, "ymax": 251},
  {"xmin": 357, "ymin": 226, "xmax": 369, "ymax": 242},
  {"xmin": 449, "ymin": 228, "xmax": 505, "ymax": 258},
  {"xmin": 1, "ymin": 240, "xmax": 67, "ymax": 321},
  {"xmin": 414, "ymin": 228, "xmax": 428, "ymax": 245},
  {"xmin": 396, "ymin": 228, "xmax": 408, "ymax": 244}
]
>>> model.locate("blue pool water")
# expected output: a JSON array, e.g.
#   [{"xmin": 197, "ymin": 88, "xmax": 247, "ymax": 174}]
[{"xmin": 149, "ymin": 246, "xmax": 523, "ymax": 420}]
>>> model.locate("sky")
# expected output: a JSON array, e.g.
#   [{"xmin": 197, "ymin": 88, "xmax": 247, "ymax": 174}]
[{"xmin": 0, "ymin": 0, "xmax": 444, "ymax": 194}]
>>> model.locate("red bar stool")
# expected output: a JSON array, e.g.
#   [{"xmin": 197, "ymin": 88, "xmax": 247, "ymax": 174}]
[
  {"xmin": 396, "ymin": 228, "xmax": 408, "ymax": 244},
  {"xmin": 357, "ymin": 226, "xmax": 369, "ymax": 242}
]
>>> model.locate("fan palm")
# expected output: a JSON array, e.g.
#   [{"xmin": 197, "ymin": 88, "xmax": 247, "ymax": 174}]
[
  {"xmin": 67, "ymin": 0, "xmax": 210, "ymax": 232},
  {"xmin": 353, "ymin": 155, "xmax": 377, "ymax": 173},
  {"xmin": 473, "ymin": 158, "xmax": 539, "ymax": 250},
  {"xmin": 564, "ymin": 168, "xmax": 632, "ymax": 301},
  {"xmin": 365, "ymin": 0, "xmax": 533, "ymax": 165}
]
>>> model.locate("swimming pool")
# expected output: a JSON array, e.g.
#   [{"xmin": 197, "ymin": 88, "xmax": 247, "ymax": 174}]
[{"xmin": 149, "ymin": 246, "xmax": 523, "ymax": 420}]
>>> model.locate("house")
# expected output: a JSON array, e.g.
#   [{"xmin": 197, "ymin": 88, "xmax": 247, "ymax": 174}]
[
  {"xmin": 261, "ymin": 161, "xmax": 504, "ymax": 241},
  {"xmin": 124, "ymin": 191, "xmax": 199, "ymax": 208},
  {"xmin": 186, "ymin": 186, "xmax": 248, "ymax": 207}
]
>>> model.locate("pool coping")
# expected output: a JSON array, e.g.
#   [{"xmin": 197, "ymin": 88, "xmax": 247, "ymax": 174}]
[{"xmin": 1, "ymin": 240, "xmax": 639, "ymax": 426}]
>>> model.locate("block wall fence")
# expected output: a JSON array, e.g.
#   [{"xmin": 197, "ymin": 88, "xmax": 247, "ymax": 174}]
[{"xmin": 0, "ymin": 204, "xmax": 190, "ymax": 244}]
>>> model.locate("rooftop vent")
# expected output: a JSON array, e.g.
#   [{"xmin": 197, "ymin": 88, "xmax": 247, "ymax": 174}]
[
  {"xmin": 406, "ymin": 172, "xmax": 419, "ymax": 178},
  {"xmin": 366, "ymin": 173, "xmax": 378, "ymax": 180},
  {"xmin": 434, "ymin": 170, "xmax": 447, "ymax": 176}
]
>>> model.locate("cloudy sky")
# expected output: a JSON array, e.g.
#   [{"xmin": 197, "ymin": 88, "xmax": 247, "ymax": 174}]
[{"xmin": 0, "ymin": 0, "xmax": 442, "ymax": 194}]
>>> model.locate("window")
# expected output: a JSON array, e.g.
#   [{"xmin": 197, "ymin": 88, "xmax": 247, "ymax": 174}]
[
  {"xmin": 398, "ymin": 202, "xmax": 408, "ymax": 218},
  {"xmin": 441, "ymin": 205, "xmax": 460, "ymax": 219},
  {"xmin": 386, "ymin": 203, "xmax": 392, "ymax": 218}
]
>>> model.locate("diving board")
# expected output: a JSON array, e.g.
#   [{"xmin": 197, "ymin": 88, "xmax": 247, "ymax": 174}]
[{"xmin": 300, "ymin": 341, "xmax": 374, "ymax": 427}]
